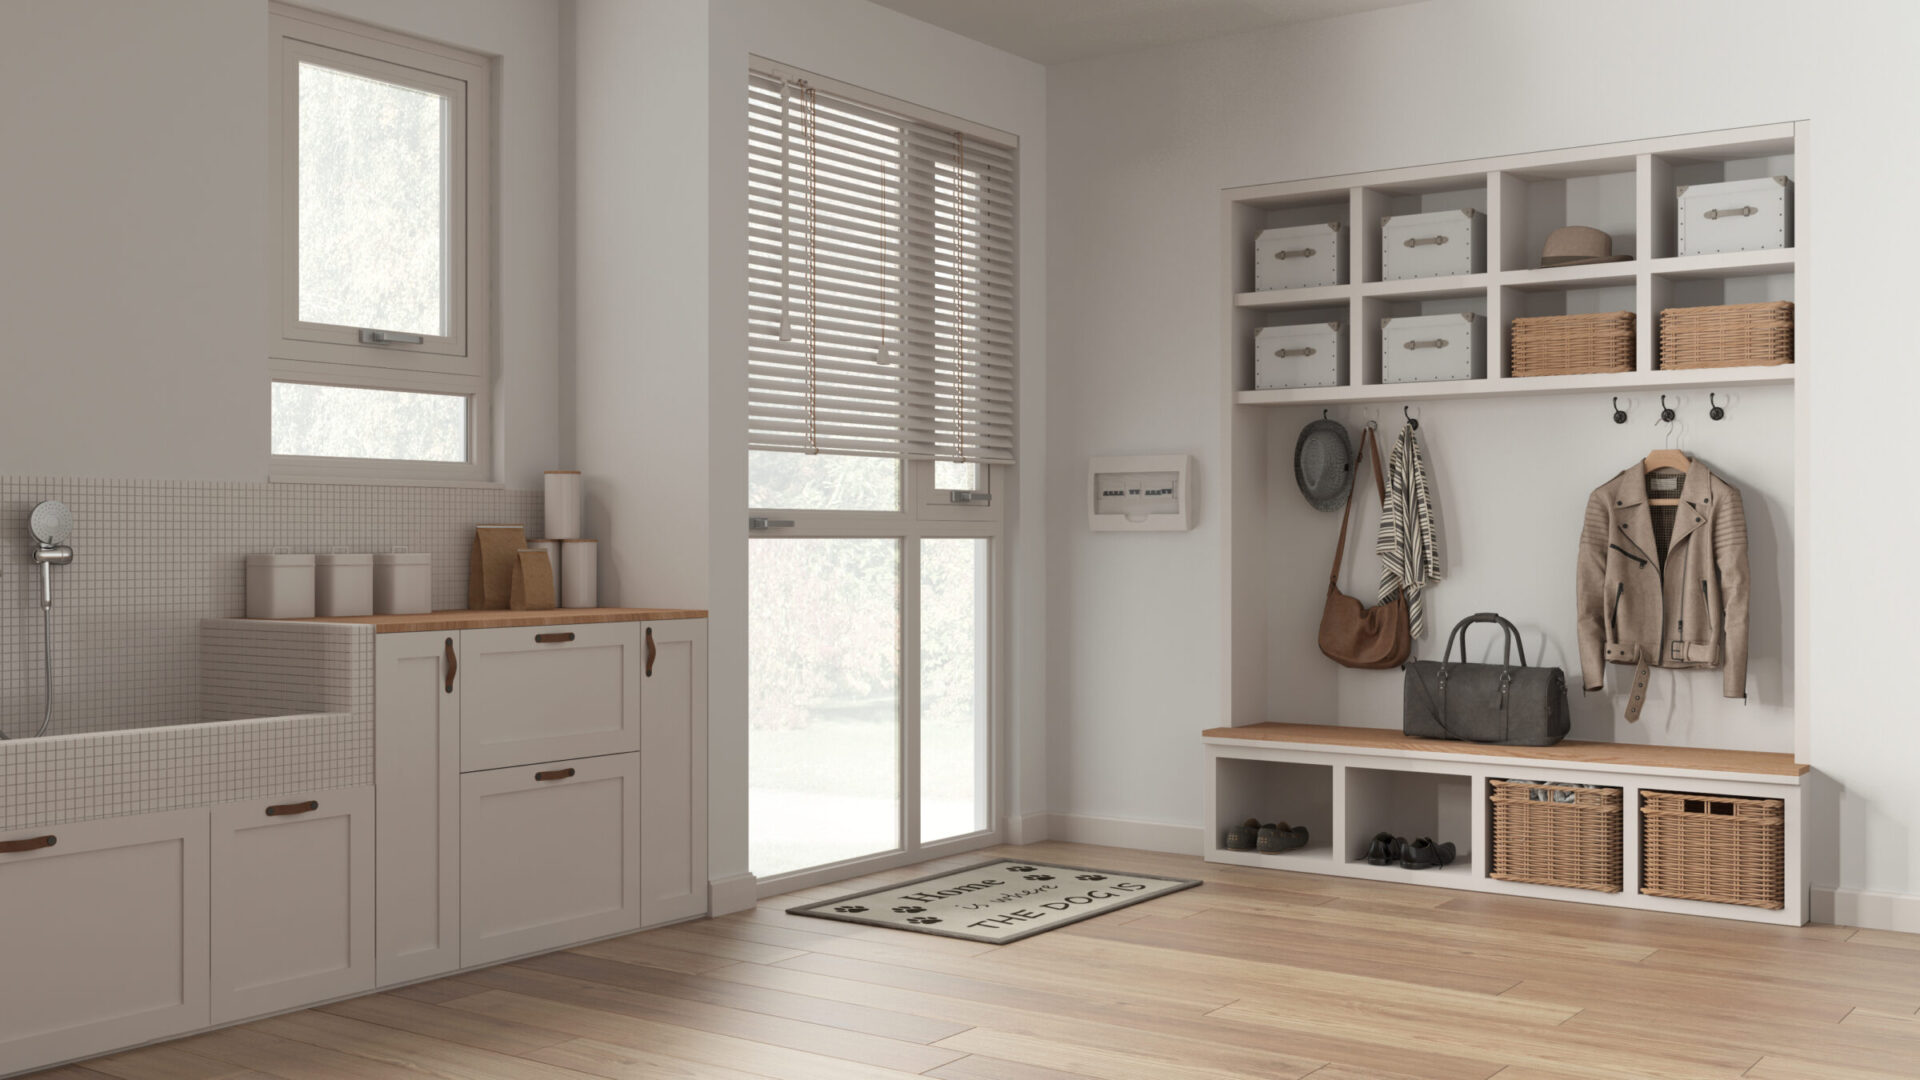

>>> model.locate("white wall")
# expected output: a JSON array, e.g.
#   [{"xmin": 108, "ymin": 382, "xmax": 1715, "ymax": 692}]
[
  {"xmin": 0, "ymin": 0, "xmax": 561, "ymax": 487},
  {"xmin": 1045, "ymin": 0, "xmax": 1920, "ymax": 918},
  {"xmin": 568, "ymin": 0, "xmax": 1048, "ymax": 902}
]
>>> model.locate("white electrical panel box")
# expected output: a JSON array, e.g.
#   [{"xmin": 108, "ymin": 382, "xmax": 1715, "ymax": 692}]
[{"xmin": 1088, "ymin": 455, "xmax": 1194, "ymax": 532}]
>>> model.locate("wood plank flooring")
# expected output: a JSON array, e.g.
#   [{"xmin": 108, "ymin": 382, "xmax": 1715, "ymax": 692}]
[{"xmin": 29, "ymin": 841, "xmax": 1920, "ymax": 1080}]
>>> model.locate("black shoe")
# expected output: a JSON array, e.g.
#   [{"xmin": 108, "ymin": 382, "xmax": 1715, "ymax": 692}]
[
  {"xmin": 1223, "ymin": 818, "xmax": 1260, "ymax": 851},
  {"xmin": 1260, "ymin": 823, "xmax": 1309, "ymax": 853},
  {"xmin": 1365, "ymin": 831, "xmax": 1404, "ymax": 865},
  {"xmin": 1400, "ymin": 838, "xmax": 1457, "ymax": 870}
]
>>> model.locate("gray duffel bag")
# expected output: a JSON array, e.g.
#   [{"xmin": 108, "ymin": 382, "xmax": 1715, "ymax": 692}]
[{"xmin": 1403, "ymin": 612, "xmax": 1569, "ymax": 747}]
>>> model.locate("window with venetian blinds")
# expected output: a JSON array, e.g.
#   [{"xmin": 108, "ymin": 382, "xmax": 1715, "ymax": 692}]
[{"xmin": 747, "ymin": 67, "xmax": 1017, "ymax": 467}]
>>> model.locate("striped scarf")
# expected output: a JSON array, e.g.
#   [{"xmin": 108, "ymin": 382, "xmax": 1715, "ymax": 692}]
[{"xmin": 1377, "ymin": 422, "xmax": 1441, "ymax": 637}]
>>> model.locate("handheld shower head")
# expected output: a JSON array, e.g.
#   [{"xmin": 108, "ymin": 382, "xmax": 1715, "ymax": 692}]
[{"xmin": 30, "ymin": 501, "xmax": 72, "ymax": 547}]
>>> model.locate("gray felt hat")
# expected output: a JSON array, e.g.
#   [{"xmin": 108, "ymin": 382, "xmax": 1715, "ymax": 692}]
[{"xmin": 1294, "ymin": 418, "xmax": 1354, "ymax": 512}]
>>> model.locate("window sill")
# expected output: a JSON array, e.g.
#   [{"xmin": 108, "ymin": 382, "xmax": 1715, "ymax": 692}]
[{"xmin": 270, "ymin": 472, "xmax": 506, "ymax": 490}]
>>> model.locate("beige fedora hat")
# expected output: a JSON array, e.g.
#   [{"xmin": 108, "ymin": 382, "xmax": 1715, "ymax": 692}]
[{"xmin": 1539, "ymin": 225, "xmax": 1632, "ymax": 267}]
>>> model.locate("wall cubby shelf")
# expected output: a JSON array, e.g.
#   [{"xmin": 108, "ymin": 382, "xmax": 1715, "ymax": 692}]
[{"xmin": 1215, "ymin": 121, "xmax": 1812, "ymax": 925}]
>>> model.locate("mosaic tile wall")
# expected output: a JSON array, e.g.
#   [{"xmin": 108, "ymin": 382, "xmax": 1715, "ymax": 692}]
[
  {"xmin": 0, "ymin": 712, "xmax": 371, "ymax": 831},
  {"xmin": 0, "ymin": 476, "xmax": 540, "ymax": 739}
]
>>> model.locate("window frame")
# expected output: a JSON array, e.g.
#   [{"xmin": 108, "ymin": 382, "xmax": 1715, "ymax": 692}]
[{"xmin": 268, "ymin": 3, "xmax": 493, "ymax": 483}]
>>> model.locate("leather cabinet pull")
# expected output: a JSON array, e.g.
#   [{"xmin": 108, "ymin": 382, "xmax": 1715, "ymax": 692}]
[
  {"xmin": 266, "ymin": 800, "xmax": 319, "ymax": 817},
  {"xmin": 645, "ymin": 627, "xmax": 656, "ymax": 677},
  {"xmin": 535, "ymin": 768, "xmax": 576, "ymax": 782},
  {"xmin": 0, "ymin": 835, "xmax": 56, "ymax": 854},
  {"xmin": 444, "ymin": 637, "xmax": 458, "ymax": 694},
  {"xmin": 535, "ymin": 632, "xmax": 575, "ymax": 644}
]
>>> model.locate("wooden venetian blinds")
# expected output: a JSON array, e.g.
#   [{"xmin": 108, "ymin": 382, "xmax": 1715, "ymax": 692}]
[{"xmin": 746, "ymin": 66, "xmax": 1017, "ymax": 465}]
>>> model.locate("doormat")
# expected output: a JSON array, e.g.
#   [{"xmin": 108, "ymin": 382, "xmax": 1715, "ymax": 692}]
[{"xmin": 787, "ymin": 859, "xmax": 1201, "ymax": 944}]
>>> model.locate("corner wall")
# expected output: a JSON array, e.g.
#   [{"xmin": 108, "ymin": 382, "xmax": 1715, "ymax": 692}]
[
  {"xmin": 567, "ymin": 0, "xmax": 1048, "ymax": 906},
  {"xmin": 1044, "ymin": 0, "xmax": 1920, "ymax": 921}
]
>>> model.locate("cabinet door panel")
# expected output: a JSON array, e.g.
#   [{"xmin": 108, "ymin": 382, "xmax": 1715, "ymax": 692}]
[
  {"xmin": 459, "ymin": 624, "xmax": 641, "ymax": 770},
  {"xmin": 641, "ymin": 619, "xmax": 708, "ymax": 926},
  {"xmin": 461, "ymin": 753, "xmax": 640, "ymax": 966},
  {"xmin": 376, "ymin": 631, "xmax": 460, "ymax": 985},
  {"xmin": 0, "ymin": 809, "xmax": 209, "ymax": 1077},
  {"xmin": 211, "ymin": 787, "xmax": 374, "ymax": 1024}
]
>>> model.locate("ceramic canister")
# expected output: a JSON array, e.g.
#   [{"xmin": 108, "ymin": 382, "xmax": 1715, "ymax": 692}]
[
  {"xmin": 544, "ymin": 470, "xmax": 583, "ymax": 540},
  {"xmin": 559, "ymin": 539, "xmax": 598, "ymax": 608}
]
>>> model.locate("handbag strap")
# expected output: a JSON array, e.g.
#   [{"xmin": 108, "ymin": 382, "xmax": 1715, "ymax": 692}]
[
  {"xmin": 1328, "ymin": 424, "xmax": 1389, "ymax": 586},
  {"xmin": 1441, "ymin": 612, "xmax": 1529, "ymax": 667}
]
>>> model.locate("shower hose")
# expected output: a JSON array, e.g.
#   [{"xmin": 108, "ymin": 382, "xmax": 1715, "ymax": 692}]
[{"xmin": 0, "ymin": 607, "xmax": 54, "ymax": 741}]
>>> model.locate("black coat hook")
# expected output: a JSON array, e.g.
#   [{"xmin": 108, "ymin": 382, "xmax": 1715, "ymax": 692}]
[
  {"xmin": 1659, "ymin": 395, "xmax": 1676, "ymax": 423},
  {"xmin": 1403, "ymin": 405, "xmax": 1418, "ymax": 430},
  {"xmin": 1709, "ymin": 393, "xmax": 1726, "ymax": 421},
  {"xmin": 1612, "ymin": 397, "xmax": 1628, "ymax": 425}
]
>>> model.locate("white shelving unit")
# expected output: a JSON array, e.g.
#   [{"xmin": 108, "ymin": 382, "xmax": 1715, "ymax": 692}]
[{"xmin": 1214, "ymin": 122, "xmax": 1813, "ymax": 924}]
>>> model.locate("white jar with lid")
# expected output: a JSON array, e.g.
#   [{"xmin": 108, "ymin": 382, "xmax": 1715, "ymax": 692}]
[
  {"xmin": 374, "ymin": 552, "xmax": 432, "ymax": 615},
  {"xmin": 246, "ymin": 553, "xmax": 316, "ymax": 619},
  {"xmin": 315, "ymin": 552, "xmax": 374, "ymax": 617}
]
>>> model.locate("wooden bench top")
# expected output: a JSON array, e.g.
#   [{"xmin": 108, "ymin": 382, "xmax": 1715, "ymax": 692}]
[
  {"xmin": 284, "ymin": 607, "xmax": 708, "ymax": 633},
  {"xmin": 1203, "ymin": 722, "xmax": 1808, "ymax": 778}
]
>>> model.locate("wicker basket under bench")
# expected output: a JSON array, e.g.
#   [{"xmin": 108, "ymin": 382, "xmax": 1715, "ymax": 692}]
[
  {"xmin": 1489, "ymin": 780, "xmax": 1623, "ymax": 892},
  {"xmin": 1640, "ymin": 789, "xmax": 1786, "ymax": 909}
]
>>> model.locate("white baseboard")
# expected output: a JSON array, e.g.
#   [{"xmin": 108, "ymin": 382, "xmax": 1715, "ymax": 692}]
[
  {"xmin": 1006, "ymin": 812, "xmax": 1050, "ymax": 845},
  {"xmin": 1045, "ymin": 812, "xmax": 1204, "ymax": 856},
  {"xmin": 1812, "ymin": 885, "xmax": 1920, "ymax": 933},
  {"xmin": 708, "ymin": 872, "xmax": 758, "ymax": 917}
]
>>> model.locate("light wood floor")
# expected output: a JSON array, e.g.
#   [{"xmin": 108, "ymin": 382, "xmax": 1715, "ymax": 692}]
[{"xmin": 29, "ymin": 841, "xmax": 1920, "ymax": 1080}]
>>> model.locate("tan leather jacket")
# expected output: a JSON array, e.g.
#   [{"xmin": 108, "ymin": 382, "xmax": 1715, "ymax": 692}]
[{"xmin": 1576, "ymin": 464, "xmax": 1749, "ymax": 699}]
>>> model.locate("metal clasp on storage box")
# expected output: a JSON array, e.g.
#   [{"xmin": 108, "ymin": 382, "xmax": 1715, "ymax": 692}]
[
  {"xmin": 1403, "ymin": 235, "xmax": 1451, "ymax": 248},
  {"xmin": 1273, "ymin": 346, "xmax": 1317, "ymax": 358},
  {"xmin": 1703, "ymin": 205, "xmax": 1757, "ymax": 220},
  {"xmin": 1273, "ymin": 247, "xmax": 1317, "ymax": 260},
  {"xmin": 1403, "ymin": 338, "xmax": 1450, "ymax": 351}
]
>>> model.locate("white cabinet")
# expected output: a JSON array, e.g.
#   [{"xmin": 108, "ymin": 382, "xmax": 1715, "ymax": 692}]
[
  {"xmin": 0, "ymin": 809, "xmax": 210, "ymax": 1077},
  {"xmin": 458, "ymin": 623, "xmax": 641, "ymax": 771},
  {"xmin": 460, "ymin": 753, "xmax": 641, "ymax": 966},
  {"xmin": 640, "ymin": 620, "xmax": 709, "ymax": 927},
  {"xmin": 209, "ymin": 786, "xmax": 375, "ymax": 1024},
  {"xmin": 374, "ymin": 632, "xmax": 461, "ymax": 986}
]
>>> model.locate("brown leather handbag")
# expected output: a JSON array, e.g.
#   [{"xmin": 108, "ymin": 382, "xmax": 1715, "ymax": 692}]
[{"xmin": 1318, "ymin": 425, "xmax": 1412, "ymax": 669}]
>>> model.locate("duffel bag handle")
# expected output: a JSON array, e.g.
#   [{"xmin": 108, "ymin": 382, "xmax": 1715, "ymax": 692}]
[{"xmin": 1441, "ymin": 612, "xmax": 1529, "ymax": 669}]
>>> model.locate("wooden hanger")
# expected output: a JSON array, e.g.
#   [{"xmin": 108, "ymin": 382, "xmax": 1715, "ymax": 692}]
[{"xmin": 1643, "ymin": 449, "xmax": 1690, "ymax": 507}]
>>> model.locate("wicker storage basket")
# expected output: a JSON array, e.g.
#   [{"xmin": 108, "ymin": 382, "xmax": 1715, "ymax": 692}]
[
  {"xmin": 1640, "ymin": 790, "xmax": 1784, "ymax": 909},
  {"xmin": 1509, "ymin": 311, "xmax": 1636, "ymax": 377},
  {"xmin": 1488, "ymin": 780, "xmax": 1623, "ymax": 892},
  {"xmin": 1658, "ymin": 301, "xmax": 1793, "ymax": 370}
]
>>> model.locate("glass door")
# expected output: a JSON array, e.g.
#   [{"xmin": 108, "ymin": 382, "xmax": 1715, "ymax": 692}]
[{"xmin": 748, "ymin": 454, "xmax": 998, "ymax": 889}]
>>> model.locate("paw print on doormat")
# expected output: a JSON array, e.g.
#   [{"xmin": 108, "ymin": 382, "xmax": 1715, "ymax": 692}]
[
  {"xmin": 1023, "ymin": 873, "xmax": 1054, "ymax": 881},
  {"xmin": 906, "ymin": 916, "xmax": 942, "ymax": 925},
  {"xmin": 891, "ymin": 905, "xmax": 926, "ymax": 914},
  {"xmin": 833, "ymin": 905, "xmax": 868, "ymax": 914},
  {"xmin": 1006, "ymin": 865, "xmax": 1036, "ymax": 872},
  {"xmin": 1075, "ymin": 874, "xmax": 1108, "ymax": 881}
]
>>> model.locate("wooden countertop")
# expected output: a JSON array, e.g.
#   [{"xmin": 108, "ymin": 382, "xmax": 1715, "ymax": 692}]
[
  {"xmin": 1203, "ymin": 722, "xmax": 1808, "ymax": 778},
  {"xmin": 288, "ymin": 607, "xmax": 707, "ymax": 633}
]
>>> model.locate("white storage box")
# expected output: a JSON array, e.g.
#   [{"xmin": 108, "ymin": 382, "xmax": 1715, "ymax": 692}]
[
  {"xmin": 1254, "ymin": 323, "xmax": 1346, "ymax": 390},
  {"xmin": 1381, "ymin": 312, "xmax": 1485, "ymax": 384},
  {"xmin": 1253, "ymin": 222, "xmax": 1345, "ymax": 291},
  {"xmin": 1381, "ymin": 208, "xmax": 1485, "ymax": 280},
  {"xmin": 374, "ymin": 552, "xmax": 432, "ymax": 615},
  {"xmin": 1678, "ymin": 176, "xmax": 1792, "ymax": 256},
  {"xmin": 314, "ymin": 552, "xmax": 374, "ymax": 617},
  {"xmin": 246, "ymin": 553, "xmax": 315, "ymax": 620}
]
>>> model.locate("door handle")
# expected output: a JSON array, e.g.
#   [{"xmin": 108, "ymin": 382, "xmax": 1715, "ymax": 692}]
[
  {"xmin": 265, "ymin": 800, "xmax": 319, "ymax": 817},
  {"xmin": 444, "ymin": 637, "xmax": 457, "ymax": 693},
  {"xmin": 535, "ymin": 768, "xmax": 576, "ymax": 782},
  {"xmin": 645, "ymin": 627, "xmax": 656, "ymax": 677},
  {"xmin": 0, "ymin": 835, "xmax": 56, "ymax": 854},
  {"xmin": 535, "ymin": 632, "xmax": 575, "ymax": 644},
  {"xmin": 749, "ymin": 517, "xmax": 796, "ymax": 530}
]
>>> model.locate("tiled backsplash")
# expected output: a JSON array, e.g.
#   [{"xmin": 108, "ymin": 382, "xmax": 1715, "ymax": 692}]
[{"xmin": 0, "ymin": 476, "xmax": 540, "ymax": 739}]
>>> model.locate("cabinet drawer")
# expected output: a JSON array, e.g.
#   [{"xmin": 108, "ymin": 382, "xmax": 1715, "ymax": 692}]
[
  {"xmin": 0, "ymin": 809, "xmax": 210, "ymax": 1077},
  {"xmin": 460, "ymin": 753, "xmax": 641, "ymax": 966},
  {"xmin": 458, "ymin": 623, "xmax": 641, "ymax": 771},
  {"xmin": 210, "ymin": 786, "xmax": 375, "ymax": 1024}
]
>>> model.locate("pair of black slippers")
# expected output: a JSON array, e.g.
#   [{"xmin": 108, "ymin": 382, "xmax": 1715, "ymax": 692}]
[{"xmin": 1365, "ymin": 832, "xmax": 1455, "ymax": 870}]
